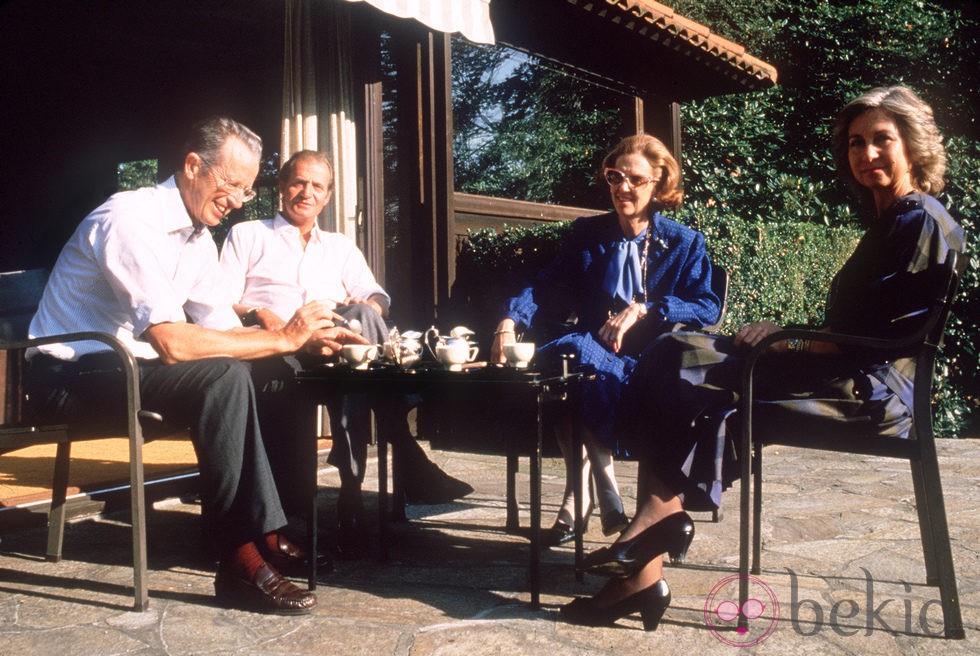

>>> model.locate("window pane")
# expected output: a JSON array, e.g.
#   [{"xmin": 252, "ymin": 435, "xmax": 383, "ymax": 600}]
[
  {"xmin": 451, "ymin": 35, "xmax": 629, "ymax": 208},
  {"xmin": 117, "ymin": 159, "xmax": 158, "ymax": 191}
]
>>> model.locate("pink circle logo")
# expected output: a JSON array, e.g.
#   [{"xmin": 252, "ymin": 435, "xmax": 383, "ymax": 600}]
[{"xmin": 703, "ymin": 574, "xmax": 779, "ymax": 647}]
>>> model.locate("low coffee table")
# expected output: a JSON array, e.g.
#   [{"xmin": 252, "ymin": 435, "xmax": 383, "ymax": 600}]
[{"xmin": 296, "ymin": 361, "xmax": 589, "ymax": 608}]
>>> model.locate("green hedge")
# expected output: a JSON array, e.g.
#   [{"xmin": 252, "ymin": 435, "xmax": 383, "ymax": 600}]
[
  {"xmin": 453, "ymin": 215, "xmax": 975, "ymax": 436},
  {"xmin": 679, "ymin": 210, "xmax": 859, "ymax": 331}
]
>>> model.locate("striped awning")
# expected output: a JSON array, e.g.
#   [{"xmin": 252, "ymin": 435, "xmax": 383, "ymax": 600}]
[{"xmin": 344, "ymin": 0, "xmax": 495, "ymax": 44}]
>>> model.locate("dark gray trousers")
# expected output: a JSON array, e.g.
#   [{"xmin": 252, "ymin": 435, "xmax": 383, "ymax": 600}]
[{"xmin": 29, "ymin": 354, "xmax": 288, "ymax": 553}]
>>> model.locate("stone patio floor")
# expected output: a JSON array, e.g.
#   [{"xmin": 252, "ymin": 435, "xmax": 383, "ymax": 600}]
[{"xmin": 0, "ymin": 438, "xmax": 977, "ymax": 655}]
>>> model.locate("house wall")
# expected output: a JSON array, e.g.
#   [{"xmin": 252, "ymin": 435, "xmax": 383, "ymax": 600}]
[{"xmin": 0, "ymin": 0, "xmax": 284, "ymax": 272}]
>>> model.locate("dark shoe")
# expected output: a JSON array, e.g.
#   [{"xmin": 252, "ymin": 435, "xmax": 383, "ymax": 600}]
[
  {"xmin": 336, "ymin": 517, "xmax": 371, "ymax": 559},
  {"xmin": 600, "ymin": 510, "xmax": 629, "ymax": 537},
  {"xmin": 214, "ymin": 562, "xmax": 317, "ymax": 615},
  {"xmin": 404, "ymin": 463, "xmax": 474, "ymax": 504},
  {"xmin": 542, "ymin": 520, "xmax": 577, "ymax": 547},
  {"xmin": 560, "ymin": 578, "xmax": 671, "ymax": 631},
  {"xmin": 582, "ymin": 512, "xmax": 694, "ymax": 578},
  {"xmin": 542, "ymin": 503, "xmax": 593, "ymax": 547},
  {"xmin": 261, "ymin": 534, "xmax": 333, "ymax": 578}
]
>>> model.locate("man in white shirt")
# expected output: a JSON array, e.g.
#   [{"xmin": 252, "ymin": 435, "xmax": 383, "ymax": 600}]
[
  {"xmin": 221, "ymin": 150, "xmax": 472, "ymax": 555},
  {"xmin": 28, "ymin": 118, "xmax": 364, "ymax": 614}
]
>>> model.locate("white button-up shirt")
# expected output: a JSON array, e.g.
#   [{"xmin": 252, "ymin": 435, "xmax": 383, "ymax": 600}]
[
  {"xmin": 219, "ymin": 213, "xmax": 390, "ymax": 319},
  {"xmin": 29, "ymin": 177, "xmax": 240, "ymax": 360}
]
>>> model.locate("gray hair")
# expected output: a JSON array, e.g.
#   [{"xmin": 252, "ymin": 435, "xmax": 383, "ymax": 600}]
[
  {"xmin": 183, "ymin": 116, "xmax": 263, "ymax": 165},
  {"xmin": 832, "ymin": 86, "xmax": 946, "ymax": 199}
]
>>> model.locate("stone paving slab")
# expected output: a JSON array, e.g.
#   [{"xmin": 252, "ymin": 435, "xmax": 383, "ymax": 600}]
[{"xmin": 0, "ymin": 439, "xmax": 976, "ymax": 655}]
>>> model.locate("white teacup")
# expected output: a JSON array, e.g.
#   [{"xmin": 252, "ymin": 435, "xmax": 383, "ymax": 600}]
[
  {"xmin": 435, "ymin": 341, "xmax": 479, "ymax": 371},
  {"xmin": 503, "ymin": 342, "xmax": 535, "ymax": 368},
  {"xmin": 342, "ymin": 344, "xmax": 379, "ymax": 369}
]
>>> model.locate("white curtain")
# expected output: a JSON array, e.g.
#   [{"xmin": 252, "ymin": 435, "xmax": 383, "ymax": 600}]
[
  {"xmin": 282, "ymin": 0, "xmax": 319, "ymax": 159},
  {"xmin": 344, "ymin": 0, "xmax": 495, "ymax": 44},
  {"xmin": 282, "ymin": 0, "xmax": 495, "ymax": 235},
  {"xmin": 282, "ymin": 0, "xmax": 360, "ymax": 237},
  {"xmin": 281, "ymin": 0, "xmax": 360, "ymax": 438}
]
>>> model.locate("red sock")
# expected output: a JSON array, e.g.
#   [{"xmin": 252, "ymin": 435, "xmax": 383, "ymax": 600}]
[
  {"xmin": 225, "ymin": 542, "xmax": 265, "ymax": 579},
  {"xmin": 264, "ymin": 532, "xmax": 283, "ymax": 554}
]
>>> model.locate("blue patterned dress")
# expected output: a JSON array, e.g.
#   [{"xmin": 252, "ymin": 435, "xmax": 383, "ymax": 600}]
[{"xmin": 503, "ymin": 212, "xmax": 721, "ymax": 454}]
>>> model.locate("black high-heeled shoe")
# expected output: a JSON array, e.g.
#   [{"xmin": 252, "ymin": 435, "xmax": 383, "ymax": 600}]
[
  {"xmin": 600, "ymin": 509, "xmax": 629, "ymax": 537},
  {"xmin": 560, "ymin": 578, "xmax": 671, "ymax": 631},
  {"xmin": 542, "ymin": 517, "xmax": 583, "ymax": 547},
  {"xmin": 582, "ymin": 511, "xmax": 694, "ymax": 578}
]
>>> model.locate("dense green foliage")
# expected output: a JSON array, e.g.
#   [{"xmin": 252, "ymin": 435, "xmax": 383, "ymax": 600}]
[
  {"xmin": 680, "ymin": 214, "xmax": 861, "ymax": 330},
  {"xmin": 116, "ymin": 159, "xmax": 158, "ymax": 192},
  {"xmin": 454, "ymin": 218, "xmax": 859, "ymax": 343},
  {"xmin": 673, "ymin": 0, "xmax": 978, "ymax": 225}
]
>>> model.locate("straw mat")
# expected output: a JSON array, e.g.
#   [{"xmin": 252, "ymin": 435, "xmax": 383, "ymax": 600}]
[{"xmin": 0, "ymin": 434, "xmax": 198, "ymax": 507}]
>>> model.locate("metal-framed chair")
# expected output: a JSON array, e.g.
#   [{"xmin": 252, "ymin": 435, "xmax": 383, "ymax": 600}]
[
  {"xmin": 736, "ymin": 252, "xmax": 964, "ymax": 639},
  {"xmin": 0, "ymin": 268, "xmax": 161, "ymax": 611}
]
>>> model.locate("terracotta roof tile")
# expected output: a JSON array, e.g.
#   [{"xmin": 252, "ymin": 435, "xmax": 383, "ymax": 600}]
[{"xmin": 584, "ymin": 0, "xmax": 778, "ymax": 88}]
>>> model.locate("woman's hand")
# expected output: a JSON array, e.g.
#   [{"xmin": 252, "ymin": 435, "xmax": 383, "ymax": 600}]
[
  {"xmin": 491, "ymin": 318, "xmax": 517, "ymax": 363},
  {"xmin": 598, "ymin": 303, "xmax": 646, "ymax": 353},
  {"xmin": 733, "ymin": 321, "xmax": 787, "ymax": 352}
]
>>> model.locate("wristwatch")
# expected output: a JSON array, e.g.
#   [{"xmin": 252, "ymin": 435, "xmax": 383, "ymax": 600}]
[
  {"xmin": 241, "ymin": 306, "xmax": 263, "ymax": 327},
  {"xmin": 786, "ymin": 337, "xmax": 810, "ymax": 353}
]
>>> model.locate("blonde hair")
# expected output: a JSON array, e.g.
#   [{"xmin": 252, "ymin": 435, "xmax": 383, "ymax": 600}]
[
  {"xmin": 832, "ymin": 86, "xmax": 946, "ymax": 201},
  {"xmin": 600, "ymin": 133, "xmax": 683, "ymax": 210}
]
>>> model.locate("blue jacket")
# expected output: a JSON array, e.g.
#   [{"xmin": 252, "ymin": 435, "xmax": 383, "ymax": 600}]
[{"xmin": 505, "ymin": 212, "xmax": 720, "ymax": 341}]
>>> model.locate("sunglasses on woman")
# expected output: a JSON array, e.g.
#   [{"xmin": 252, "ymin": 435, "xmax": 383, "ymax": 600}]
[{"xmin": 603, "ymin": 168, "xmax": 657, "ymax": 189}]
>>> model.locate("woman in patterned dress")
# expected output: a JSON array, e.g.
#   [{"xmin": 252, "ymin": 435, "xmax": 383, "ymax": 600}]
[{"xmin": 490, "ymin": 134, "xmax": 720, "ymax": 546}]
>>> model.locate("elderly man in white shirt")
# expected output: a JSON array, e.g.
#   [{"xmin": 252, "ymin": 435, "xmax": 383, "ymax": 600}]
[
  {"xmin": 220, "ymin": 150, "xmax": 472, "ymax": 556},
  {"xmin": 28, "ymin": 119, "xmax": 364, "ymax": 615}
]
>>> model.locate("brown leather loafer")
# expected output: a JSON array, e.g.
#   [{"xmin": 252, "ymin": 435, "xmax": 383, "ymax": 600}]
[{"xmin": 214, "ymin": 563, "xmax": 317, "ymax": 615}]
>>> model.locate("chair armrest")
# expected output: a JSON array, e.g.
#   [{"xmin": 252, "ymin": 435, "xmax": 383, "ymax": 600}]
[
  {"xmin": 740, "ymin": 326, "xmax": 922, "ymax": 392},
  {"xmin": 737, "ymin": 314, "xmax": 942, "ymax": 442},
  {"xmin": 746, "ymin": 327, "xmax": 917, "ymax": 362},
  {"xmin": 6, "ymin": 331, "xmax": 141, "ymax": 377},
  {"xmin": 3, "ymin": 331, "xmax": 155, "ymax": 428}
]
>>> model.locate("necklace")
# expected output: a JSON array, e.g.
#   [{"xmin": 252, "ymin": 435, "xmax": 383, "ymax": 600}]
[{"xmin": 633, "ymin": 225, "xmax": 652, "ymax": 305}]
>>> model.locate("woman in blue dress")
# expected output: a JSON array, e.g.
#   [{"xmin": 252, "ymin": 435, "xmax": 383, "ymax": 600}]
[
  {"xmin": 562, "ymin": 87, "xmax": 965, "ymax": 631},
  {"xmin": 490, "ymin": 134, "xmax": 721, "ymax": 546}
]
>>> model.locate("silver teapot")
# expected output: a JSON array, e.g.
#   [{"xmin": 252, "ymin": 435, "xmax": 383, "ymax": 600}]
[{"xmin": 383, "ymin": 327, "xmax": 424, "ymax": 367}]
